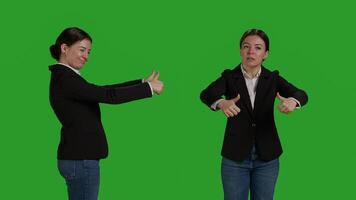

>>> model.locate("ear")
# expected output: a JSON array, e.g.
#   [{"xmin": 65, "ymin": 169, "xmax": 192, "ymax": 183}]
[
  {"xmin": 60, "ymin": 43, "xmax": 68, "ymax": 55},
  {"xmin": 263, "ymin": 50, "xmax": 269, "ymax": 59}
]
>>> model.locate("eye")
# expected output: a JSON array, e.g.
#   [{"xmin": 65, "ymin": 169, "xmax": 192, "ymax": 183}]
[{"xmin": 242, "ymin": 45, "xmax": 249, "ymax": 49}]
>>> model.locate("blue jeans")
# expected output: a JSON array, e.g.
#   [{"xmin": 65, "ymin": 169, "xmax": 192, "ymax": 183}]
[
  {"xmin": 58, "ymin": 160, "xmax": 100, "ymax": 200},
  {"xmin": 221, "ymin": 149, "xmax": 279, "ymax": 200}
]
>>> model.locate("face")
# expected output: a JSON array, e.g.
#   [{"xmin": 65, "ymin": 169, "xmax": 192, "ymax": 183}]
[
  {"xmin": 60, "ymin": 39, "xmax": 92, "ymax": 69},
  {"xmin": 240, "ymin": 35, "xmax": 268, "ymax": 68}
]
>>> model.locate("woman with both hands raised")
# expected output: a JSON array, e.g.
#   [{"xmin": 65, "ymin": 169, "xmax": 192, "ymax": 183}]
[{"xmin": 200, "ymin": 28, "xmax": 308, "ymax": 200}]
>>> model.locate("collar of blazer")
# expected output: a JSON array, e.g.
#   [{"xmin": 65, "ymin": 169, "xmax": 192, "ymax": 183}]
[
  {"xmin": 230, "ymin": 64, "xmax": 272, "ymax": 79},
  {"xmin": 49, "ymin": 64, "xmax": 84, "ymax": 79},
  {"xmin": 225, "ymin": 64, "xmax": 279, "ymax": 118}
]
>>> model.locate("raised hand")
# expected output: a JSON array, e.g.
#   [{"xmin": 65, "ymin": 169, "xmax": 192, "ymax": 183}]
[
  {"xmin": 276, "ymin": 92, "xmax": 297, "ymax": 114},
  {"xmin": 218, "ymin": 94, "xmax": 241, "ymax": 118},
  {"xmin": 144, "ymin": 70, "xmax": 156, "ymax": 82},
  {"xmin": 148, "ymin": 71, "xmax": 164, "ymax": 95}
]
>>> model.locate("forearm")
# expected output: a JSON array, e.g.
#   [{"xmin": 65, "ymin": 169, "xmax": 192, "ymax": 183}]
[{"xmin": 102, "ymin": 79, "xmax": 142, "ymax": 89}]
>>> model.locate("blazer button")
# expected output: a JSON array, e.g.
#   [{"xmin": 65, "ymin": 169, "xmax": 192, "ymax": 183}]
[{"xmin": 252, "ymin": 123, "xmax": 256, "ymax": 127}]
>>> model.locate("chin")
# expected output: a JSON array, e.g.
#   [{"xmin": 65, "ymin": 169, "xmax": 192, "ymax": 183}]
[
  {"xmin": 247, "ymin": 61, "xmax": 261, "ymax": 66},
  {"xmin": 244, "ymin": 62, "xmax": 255, "ymax": 67},
  {"xmin": 73, "ymin": 64, "xmax": 84, "ymax": 69}
]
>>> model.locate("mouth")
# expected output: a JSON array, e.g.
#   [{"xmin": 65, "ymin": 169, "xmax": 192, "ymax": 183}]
[{"xmin": 247, "ymin": 57, "xmax": 255, "ymax": 61}]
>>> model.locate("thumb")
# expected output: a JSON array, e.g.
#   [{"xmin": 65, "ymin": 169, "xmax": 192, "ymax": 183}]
[
  {"xmin": 153, "ymin": 71, "xmax": 160, "ymax": 81},
  {"xmin": 232, "ymin": 94, "xmax": 240, "ymax": 103},
  {"xmin": 276, "ymin": 92, "xmax": 287, "ymax": 101},
  {"xmin": 148, "ymin": 70, "xmax": 155, "ymax": 79}
]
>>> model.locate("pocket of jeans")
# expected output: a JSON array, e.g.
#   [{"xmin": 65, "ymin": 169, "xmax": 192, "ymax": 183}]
[{"xmin": 57, "ymin": 160, "xmax": 76, "ymax": 180}]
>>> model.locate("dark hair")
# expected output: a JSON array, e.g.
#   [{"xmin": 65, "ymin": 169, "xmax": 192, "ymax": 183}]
[
  {"xmin": 49, "ymin": 27, "xmax": 92, "ymax": 61},
  {"xmin": 239, "ymin": 28, "xmax": 269, "ymax": 51}
]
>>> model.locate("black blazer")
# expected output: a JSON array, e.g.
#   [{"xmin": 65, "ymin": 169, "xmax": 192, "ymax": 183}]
[
  {"xmin": 49, "ymin": 64, "xmax": 152, "ymax": 160},
  {"xmin": 200, "ymin": 65, "xmax": 308, "ymax": 162}
]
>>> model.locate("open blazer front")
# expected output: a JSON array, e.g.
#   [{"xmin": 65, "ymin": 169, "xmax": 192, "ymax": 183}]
[{"xmin": 200, "ymin": 64, "xmax": 308, "ymax": 162}]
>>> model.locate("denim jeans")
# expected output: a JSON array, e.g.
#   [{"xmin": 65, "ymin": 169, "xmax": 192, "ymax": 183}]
[
  {"xmin": 221, "ymin": 148, "xmax": 279, "ymax": 200},
  {"xmin": 58, "ymin": 160, "xmax": 100, "ymax": 200}
]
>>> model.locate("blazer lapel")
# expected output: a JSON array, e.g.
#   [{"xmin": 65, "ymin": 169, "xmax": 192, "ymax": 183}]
[
  {"xmin": 230, "ymin": 66, "xmax": 254, "ymax": 118},
  {"xmin": 253, "ymin": 67, "xmax": 272, "ymax": 115}
]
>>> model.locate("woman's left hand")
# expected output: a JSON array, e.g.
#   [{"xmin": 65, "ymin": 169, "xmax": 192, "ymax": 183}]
[
  {"xmin": 144, "ymin": 70, "xmax": 156, "ymax": 82},
  {"xmin": 276, "ymin": 93, "xmax": 297, "ymax": 114}
]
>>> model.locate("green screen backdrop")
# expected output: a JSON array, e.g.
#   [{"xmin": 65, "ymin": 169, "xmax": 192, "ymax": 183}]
[{"xmin": 1, "ymin": 0, "xmax": 355, "ymax": 199}]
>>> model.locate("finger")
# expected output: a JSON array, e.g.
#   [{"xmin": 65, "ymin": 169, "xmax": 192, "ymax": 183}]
[
  {"xmin": 285, "ymin": 105, "xmax": 294, "ymax": 112},
  {"xmin": 225, "ymin": 110, "xmax": 234, "ymax": 117},
  {"xmin": 232, "ymin": 94, "xmax": 241, "ymax": 103},
  {"xmin": 230, "ymin": 105, "xmax": 241, "ymax": 114},
  {"xmin": 278, "ymin": 103, "xmax": 285, "ymax": 110},
  {"xmin": 144, "ymin": 70, "xmax": 154, "ymax": 82},
  {"xmin": 155, "ymin": 84, "xmax": 163, "ymax": 93},
  {"xmin": 148, "ymin": 70, "xmax": 155, "ymax": 78},
  {"xmin": 278, "ymin": 104, "xmax": 283, "ymax": 112},
  {"xmin": 221, "ymin": 110, "xmax": 229, "ymax": 117},
  {"xmin": 276, "ymin": 92, "xmax": 287, "ymax": 101},
  {"xmin": 280, "ymin": 106, "xmax": 289, "ymax": 114},
  {"xmin": 154, "ymin": 87, "xmax": 161, "ymax": 95},
  {"xmin": 229, "ymin": 111, "xmax": 235, "ymax": 117},
  {"xmin": 285, "ymin": 100, "xmax": 296, "ymax": 110},
  {"xmin": 229, "ymin": 107, "xmax": 238, "ymax": 115},
  {"xmin": 282, "ymin": 102, "xmax": 293, "ymax": 111},
  {"xmin": 279, "ymin": 104, "xmax": 288, "ymax": 113},
  {"xmin": 234, "ymin": 105, "xmax": 241, "ymax": 113},
  {"xmin": 153, "ymin": 71, "xmax": 160, "ymax": 81},
  {"xmin": 223, "ymin": 110, "xmax": 230, "ymax": 117}
]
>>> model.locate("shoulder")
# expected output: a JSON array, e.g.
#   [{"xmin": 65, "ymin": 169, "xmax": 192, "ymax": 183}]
[
  {"xmin": 49, "ymin": 64, "xmax": 81, "ymax": 78},
  {"xmin": 221, "ymin": 64, "xmax": 242, "ymax": 78},
  {"xmin": 49, "ymin": 64, "xmax": 70, "ymax": 75},
  {"xmin": 261, "ymin": 66, "xmax": 279, "ymax": 78}
]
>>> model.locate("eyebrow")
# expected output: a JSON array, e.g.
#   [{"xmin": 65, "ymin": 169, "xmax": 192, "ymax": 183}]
[
  {"xmin": 242, "ymin": 42, "xmax": 263, "ymax": 46},
  {"xmin": 79, "ymin": 46, "xmax": 91, "ymax": 50}
]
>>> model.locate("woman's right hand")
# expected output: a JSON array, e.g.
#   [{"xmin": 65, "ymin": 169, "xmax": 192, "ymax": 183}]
[
  {"xmin": 148, "ymin": 71, "xmax": 164, "ymax": 95},
  {"xmin": 218, "ymin": 94, "xmax": 241, "ymax": 117}
]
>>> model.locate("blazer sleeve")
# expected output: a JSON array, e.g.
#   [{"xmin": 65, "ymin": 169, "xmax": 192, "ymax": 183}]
[
  {"xmin": 200, "ymin": 70, "xmax": 229, "ymax": 110},
  {"xmin": 102, "ymin": 79, "xmax": 143, "ymax": 88},
  {"xmin": 61, "ymin": 74, "xmax": 152, "ymax": 104},
  {"xmin": 276, "ymin": 73, "xmax": 308, "ymax": 107}
]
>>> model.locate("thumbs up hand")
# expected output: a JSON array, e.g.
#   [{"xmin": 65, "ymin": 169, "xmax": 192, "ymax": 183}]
[
  {"xmin": 276, "ymin": 92, "xmax": 297, "ymax": 114},
  {"xmin": 217, "ymin": 94, "xmax": 241, "ymax": 118},
  {"xmin": 147, "ymin": 71, "xmax": 164, "ymax": 95},
  {"xmin": 144, "ymin": 70, "xmax": 156, "ymax": 82}
]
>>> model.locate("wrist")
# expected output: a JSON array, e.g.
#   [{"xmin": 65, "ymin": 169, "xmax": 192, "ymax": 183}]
[{"xmin": 217, "ymin": 99, "xmax": 226, "ymax": 109}]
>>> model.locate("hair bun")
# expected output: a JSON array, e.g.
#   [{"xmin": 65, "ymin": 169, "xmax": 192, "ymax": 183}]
[{"xmin": 49, "ymin": 44, "xmax": 60, "ymax": 61}]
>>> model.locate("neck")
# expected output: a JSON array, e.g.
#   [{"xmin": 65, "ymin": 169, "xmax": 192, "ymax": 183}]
[
  {"xmin": 242, "ymin": 64, "xmax": 261, "ymax": 77},
  {"xmin": 59, "ymin": 58, "xmax": 69, "ymax": 66},
  {"xmin": 58, "ymin": 59, "xmax": 79, "ymax": 70}
]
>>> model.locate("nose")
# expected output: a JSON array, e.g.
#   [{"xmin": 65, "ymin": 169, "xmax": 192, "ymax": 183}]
[
  {"xmin": 82, "ymin": 53, "xmax": 89, "ymax": 61},
  {"xmin": 248, "ymin": 47, "xmax": 255, "ymax": 54}
]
